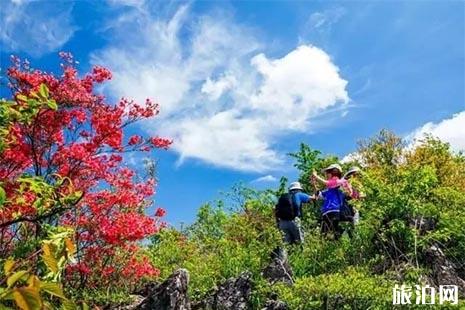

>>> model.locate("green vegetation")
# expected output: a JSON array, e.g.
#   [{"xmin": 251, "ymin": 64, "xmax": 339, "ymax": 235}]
[
  {"xmin": 2, "ymin": 70, "xmax": 463, "ymax": 308},
  {"xmin": 148, "ymin": 130, "xmax": 465, "ymax": 309}
]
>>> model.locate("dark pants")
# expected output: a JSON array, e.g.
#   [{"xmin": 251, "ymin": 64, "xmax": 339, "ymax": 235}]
[
  {"xmin": 321, "ymin": 212, "xmax": 343, "ymax": 240},
  {"xmin": 278, "ymin": 219, "xmax": 303, "ymax": 244}
]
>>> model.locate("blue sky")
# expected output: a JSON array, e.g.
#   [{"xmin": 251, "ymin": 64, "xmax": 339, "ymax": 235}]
[{"xmin": 1, "ymin": 0, "xmax": 464, "ymax": 226}]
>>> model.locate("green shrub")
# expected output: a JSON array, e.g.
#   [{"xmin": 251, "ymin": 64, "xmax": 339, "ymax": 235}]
[
  {"xmin": 147, "ymin": 132, "xmax": 465, "ymax": 309},
  {"xmin": 274, "ymin": 267, "xmax": 394, "ymax": 309}
]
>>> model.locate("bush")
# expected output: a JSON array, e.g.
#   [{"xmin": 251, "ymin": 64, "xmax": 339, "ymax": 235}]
[
  {"xmin": 148, "ymin": 198, "xmax": 282, "ymax": 300},
  {"xmin": 147, "ymin": 131, "xmax": 465, "ymax": 309}
]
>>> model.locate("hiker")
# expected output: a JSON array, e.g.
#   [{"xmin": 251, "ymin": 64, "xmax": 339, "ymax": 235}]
[
  {"xmin": 312, "ymin": 164, "xmax": 349, "ymax": 239},
  {"xmin": 343, "ymin": 166, "xmax": 365, "ymax": 225},
  {"xmin": 274, "ymin": 181, "xmax": 313, "ymax": 244},
  {"xmin": 312, "ymin": 163, "xmax": 353, "ymax": 196}
]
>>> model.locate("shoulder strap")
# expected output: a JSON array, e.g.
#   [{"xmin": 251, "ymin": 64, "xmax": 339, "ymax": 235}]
[{"xmin": 289, "ymin": 192, "xmax": 297, "ymax": 217}]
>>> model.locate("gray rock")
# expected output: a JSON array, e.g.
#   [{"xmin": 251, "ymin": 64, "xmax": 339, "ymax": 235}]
[
  {"xmin": 261, "ymin": 299, "xmax": 288, "ymax": 310},
  {"xmin": 262, "ymin": 251, "xmax": 293, "ymax": 285},
  {"xmin": 138, "ymin": 269, "xmax": 190, "ymax": 310},
  {"xmin": 425, "ymin": 245, "xmax": 465, "ymax": 294},
  {"xmin": 192, "ymin": 272, "xmax": 253, "ymax": 310}
]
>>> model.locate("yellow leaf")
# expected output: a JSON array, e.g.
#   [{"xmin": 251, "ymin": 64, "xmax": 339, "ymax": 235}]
[
  {"xmin": 42, "ymin": 243, "xmax": 58, "ymax": 274},
  {"xmin": 3, "ymin": 259, "xmax": 15, "ymax": 275},
  {"xmin": 41, "ymin": 301, "xmax": 54, "ymax": 310},
  {"xmin": 7, "ymin": 271, "xmax": 29, "ymax": 288},
  {"xmin": 40, "ymin": 282, "xmax": 66, "ymax": 299},
  {"xmin": 42, "ymin": 243, "xmax": 52, "ymax": 256},
  {"xmin": 27, "ymin": 275, "xmax": 41, "ymax": 289},
  {"xmin": 65, "ymin": 238, "xmax": 76, "ymax": 256},
  {"xmin": 16, "ymin": 94, "xmax": 28, "ymax": 102},
  {"xmin": 41, "ymin": 253, "xmax": 58, "ymax": 274},
  {"xmin": 12, "ymin": 287, "xmax": 41, "ymax": 310}
]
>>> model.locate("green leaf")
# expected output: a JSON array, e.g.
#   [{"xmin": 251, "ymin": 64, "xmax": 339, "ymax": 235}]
[
  {"xmin": 39, "ymin": 84, "xmax": 49, "ymax": 99},
  {"xmin": 40, "ymin": 282, "xmax": 66, "ymax": 299},
  {"xmin": 0, "ymin": 186, "xmax": 6, "ymax": 207},
  {"xmin": 46, "ymin": 99, "xmax": 58, "ymax": 110},
  {"xmin": 0, "ymin": 304, "xmax": 15, "ymax": 310},
  {"xmin": 61, "ymin": 299, "xmax": 77, "ymax": 310},
  {"xmin": 12, "ymin": 287, "xmax": 41, "ymax": 310},
  {"xmin": 7, "ymin": 270, "xmax": 29, "ymax": 288}
]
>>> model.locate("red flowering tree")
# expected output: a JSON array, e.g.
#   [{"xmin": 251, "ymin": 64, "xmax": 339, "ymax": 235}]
[{"xmin": 0, "ymin": 53, "xmax": 171, "ymax": 291}]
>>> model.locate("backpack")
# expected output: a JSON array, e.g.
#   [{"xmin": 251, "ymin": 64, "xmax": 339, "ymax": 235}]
[
  {"xmin": 275, "ymin": 193, "xmax": 297, "ymax": 221},
  {"xmin": 321, "ymin": 188, "xmax": 344, "ymax": 215},
  {"xmin": 339, "ymin": 193, "xmax": 355, "ymax": 222}
]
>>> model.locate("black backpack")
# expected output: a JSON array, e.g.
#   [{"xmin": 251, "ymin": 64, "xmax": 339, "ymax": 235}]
[
  {"xmin": 339, "ymin": 191, "xmax": 355, "ymax": 222},
  {"xmin": 275, "ymin": 193, "xmax": 297, "ymax": 221}
]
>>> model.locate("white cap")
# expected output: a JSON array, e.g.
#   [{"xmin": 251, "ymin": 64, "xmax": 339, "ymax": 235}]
[
  {"xmin": 323, "ymin": 163, "xmax": 342, "ymax": 173},
  {"xmin": 344, "ymin": 166, "xmax": 361, "ymax": 179},
  {"xmin": 288, "ymin": 181, "xmax": 303, "ymax": 191}
]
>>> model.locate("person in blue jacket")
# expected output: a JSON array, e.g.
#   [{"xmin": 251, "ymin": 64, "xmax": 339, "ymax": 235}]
[
  {"xmin": 319, "ymin": 187, "xmax": 346, "ymax": 240},
  {"xmin": 312, "ymin": 164, "xmax": 348, "ymax": 240}
]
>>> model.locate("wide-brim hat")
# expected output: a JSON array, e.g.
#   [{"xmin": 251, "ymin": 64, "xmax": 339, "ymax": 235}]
[{"xmin": 323, "ymin": 163, "xmax": 342, "ymax": 173}]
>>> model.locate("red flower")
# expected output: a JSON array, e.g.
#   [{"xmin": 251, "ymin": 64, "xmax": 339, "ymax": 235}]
[
  {"xmin": 155, "ymin": 207, "xmax": 166, "ymax": 217},
  {"xmin": 149, "ymin": 137, "xmax": 172, "ymax": 149},
  {"xmin": 128, "ymin": 135, "xmax": 142, "ymax": 145},
  {"xmin": 92, "ymin": 65, "xmax": 112, "ymax": 82},
  {"xmin": 1, "ymin": 53, "xmax": 171, "ymax": 290}
]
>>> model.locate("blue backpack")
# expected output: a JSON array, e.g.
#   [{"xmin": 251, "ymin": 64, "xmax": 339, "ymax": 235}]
[
  {"xmin": 321, "ymin": 188, "xmax": 354, "ymax": 221},
  {"xmin": 321, "ymin": 188, "xmax": 345, "ymax": 215}
]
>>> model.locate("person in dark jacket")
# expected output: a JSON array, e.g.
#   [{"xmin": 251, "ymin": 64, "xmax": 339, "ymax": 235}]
[{"xmin": 275, "ymin": 181, "xmax": 313, "ymax": 244}]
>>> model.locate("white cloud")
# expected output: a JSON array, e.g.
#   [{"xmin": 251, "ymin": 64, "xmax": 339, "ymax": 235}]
[
  {"xmin": 106, "ymin": 0, "xmax": 145, "ymax": 8},
  {"xmin": 0, "ymin": 0, "xmax": 76, "ymax": 57},
  {"xmin": 201, "ymin": 74, "xmax": 237, "ymax": 101},
  {"xmin": 341, "ymin": 152, "xmax": 363, "ymax": 164},
  {"xmin": 92, "ymin": 4, "xmax": 349, "ymax": 172},
  {"xmin": 251, "ymin": 175, "xmax": 278, "ymax": 183},
  {"xmin": 250, "ymin": 46, "xmax": 349, "ymax": 131},
  {"xmin": 409, "ymin": 111, "xmax": 465, "ymax": 152},
  {"xmin": 302, "ymin": 7, "xmax": 346, "ymax": 40}
]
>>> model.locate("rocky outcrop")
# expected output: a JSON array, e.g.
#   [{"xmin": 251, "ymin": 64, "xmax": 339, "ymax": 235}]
[
  {"xmin": 262, "ymin": 250, "xmax": 293, "ymax": 285},
  {"xmin": 425, "ymin": 245, "xmax": 465, "ymax": 293},
  {"xmin": 192, "ymin": 272, "xmax": 253, "ymax": 310},
  {"xmin": 137, "ymin": 269, "xmax": 190, "ymax": 310},
  {"xmin": 118, "ymin": 255, "xmax": 293, "ymax": 310}
]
